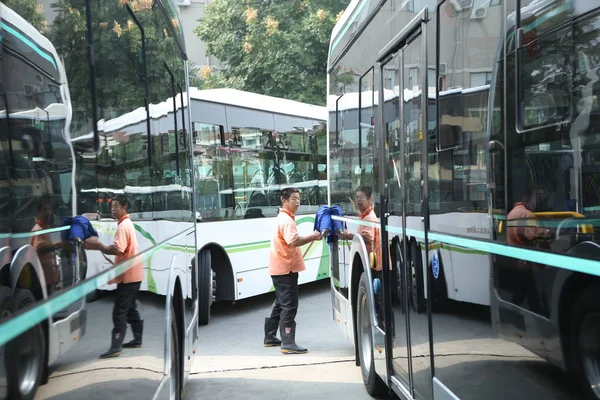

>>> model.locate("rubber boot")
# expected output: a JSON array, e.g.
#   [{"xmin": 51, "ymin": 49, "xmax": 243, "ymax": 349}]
[
  {"xmin": 123, "ymin": 320, "xmax": 143, "ymax": 348},
  {"xmin": 100, "ymin": 327, "xmax": 126, "ymax": 358},
  {"xmin": 280, "ymin": 322, "xmax": 307, "ymax": 354},
  {"xmin": 264, "ymin": 317, "xmax": 281, "ymax": 347}
]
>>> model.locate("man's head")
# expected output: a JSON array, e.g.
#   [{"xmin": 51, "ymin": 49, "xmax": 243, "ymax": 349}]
[
  {"xmin": 35, "ymin": 198, "xmax": 52, "ymax": 226},
  {"xmin": 111, "ymin": 194, "xmax": 129, "ymax": 220},
  {"xmin": 281, "ymin": 188, "xmax": 301, "ymax": 214},
  {"xmin": 355, "ymin": 186, "xmax": 372, "ymax": 213},
  {"xmin": 528, "ymin": 186, "xmax": 548, "ymax": 212}
]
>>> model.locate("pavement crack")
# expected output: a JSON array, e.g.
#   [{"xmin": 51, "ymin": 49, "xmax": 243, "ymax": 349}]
[
  {"xmin": 191, "ymin": 358, "xmax": 354, "ymax": 375},
  {"xmin": 48, "ymin": 366, "xmax": 164, "ymax": 379}
]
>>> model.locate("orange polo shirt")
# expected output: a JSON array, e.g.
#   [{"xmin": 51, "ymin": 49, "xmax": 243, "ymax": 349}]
[
  {"xmin": 109, "ymin": 215, "xmax": 143, "ymax": 284},
  {"xmin": 359, "ymin": 207, "xmax": 391, "ymax": 271},
  {"xmin": 30, "ymin": 222, "xmax": 57, "ymax": 286},
  {"xmin": 268, "ymin": 208, "xmax": 306, "ymax": 276}
]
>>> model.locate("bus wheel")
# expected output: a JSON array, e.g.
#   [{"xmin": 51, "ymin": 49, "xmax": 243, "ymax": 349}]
[
  {"xmin": 569, "ymin": 285, "xmax": 600, "ymax": 400},
  {"xmin": 409, "ymin": 241, "xmax": 426, "ymax": 314},
  {"xmin": 0, "ymin": 286, "xmax": 13, "ymax": 320},
  {"xmin": 391, "ymin": 242, "xmax": 405, "ymax": 313},
  {"xmin": 170, "ymin": 304, "xmax": 182, "ymax": 400},
  {"xmin": 356, "ymin": 272, "xmax": 386, "ymax": 396},
  {"xmin": 6, "ymin": 288, "xmax": 45, "ymax": 400},
  {"xmin": 198, "ymin": 250, "xmax": 212, "ymax": 326}
]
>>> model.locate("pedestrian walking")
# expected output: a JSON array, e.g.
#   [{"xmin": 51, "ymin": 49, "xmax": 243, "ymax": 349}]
[{"xmin": 263, "ymin": 188, "xmax": 321, "ymax": 354}]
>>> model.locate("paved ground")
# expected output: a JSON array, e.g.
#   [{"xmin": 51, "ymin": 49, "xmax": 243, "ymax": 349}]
[{"xmin": 185, "ymin": 279, "xmax": 383, "ymax": 400}]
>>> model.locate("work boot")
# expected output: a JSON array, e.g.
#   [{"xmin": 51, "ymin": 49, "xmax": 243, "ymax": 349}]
[
  {"xmin": 280, "ymin": 322, "xmax": 307, "ymax": 354},
  {"xmin": 123, "ymin": 320, "xmax": 143, "ymax": 348},
  {"xmin": 264, "ymin": 317, "xmax": 281, "ymax": 347},
  {"xmin": 100, "ymin": 328, "xmax": 126, "ymax": 358}
]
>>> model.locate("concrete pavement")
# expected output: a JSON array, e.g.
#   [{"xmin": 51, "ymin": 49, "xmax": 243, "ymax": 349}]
[{"xmin": 185, "ymin": 279, "xmax": 383, "ymax": 400}]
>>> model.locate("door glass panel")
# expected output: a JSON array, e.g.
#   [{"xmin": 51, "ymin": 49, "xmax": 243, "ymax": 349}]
[
  {"xmin": 385, "ymin": 51, "xmax": 410, "ymax": 387},
  {"xmin": 403, "ymin": 34, "xmax": 432, "ymax": 400}
]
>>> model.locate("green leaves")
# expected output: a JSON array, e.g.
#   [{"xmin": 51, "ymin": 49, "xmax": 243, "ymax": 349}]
[{"xmin": 194, "ymin": 0, "xmax": 349, "ymax": 106}]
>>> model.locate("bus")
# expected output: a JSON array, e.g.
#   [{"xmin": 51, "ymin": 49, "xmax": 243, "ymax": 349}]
[
  {"xmin": 327, "ymin": 0, "xmax": 600, "ymax": 399},
  {"xmin": 76, "ymin": 87, "xmax": 329, "ymax": 325},
  {"xmin": 189, "ymin": 88, "xmax": 329, "ymax": 324},
  {"xmin": 0, "ymin": 1, "xmax": 198, "ymax": 399}
]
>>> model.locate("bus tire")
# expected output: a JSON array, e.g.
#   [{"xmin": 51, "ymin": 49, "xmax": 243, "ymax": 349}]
[
  {"xmin": 356, "ymin": 272, "xmax": 387, "ymax": 396},
  {"xmin": 568, "ymin": 285, "xmax": 600, "ymax": 400},
  {"xmin": 198, "ymin": 250, "xmax": 212, "ymax": 326},
  {"xmin": 0, "ymin": 286, "xmax": 13, "ymax": 320},
  {"xmin": 170, "ymin": 304, "xmax": 182, "ymax": 400},
  {"xmin": 391, "ymin": 241, "xmax": 405, "ymax": 313},
  {"xmin": 409, "ymin": 241, "xmax": 426, "ymax": 314},
  {"xmin": 6, "ymin": 288, "xmax": 45, "ymax": 400}
]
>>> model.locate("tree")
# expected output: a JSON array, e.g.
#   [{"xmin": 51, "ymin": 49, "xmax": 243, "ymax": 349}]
[
  {"xmin": 194, "ymin": 0, "xmax": 349, "ymax": 106},
  {"xmin": 48, "ymin": 0, "xmax": 188, "ymax": 136},
  {"xmin": 4, "ymin": 0, "xmax": 47, "ymax": 32}
]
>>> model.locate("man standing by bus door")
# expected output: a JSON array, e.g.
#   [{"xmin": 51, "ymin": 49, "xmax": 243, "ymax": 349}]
[
  {"xmin": 264, "ymin": 188, "xmax": 321, "ymax": 354},
  {"xmin": 86, "ymin": 194, "xmax": 144, "ymax": 358}
]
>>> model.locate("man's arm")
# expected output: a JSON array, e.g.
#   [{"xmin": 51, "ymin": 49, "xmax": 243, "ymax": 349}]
[
  {"xmin": 98, "ymin": 243, "xmax": 125, "ymax": 256},
  {"xmin": 84, "ymin": 233, "xmax": 126, "ymax": 256},
  {"xmin": 289, "ymin": 230, "xmax": 321, "ymax": 248}
]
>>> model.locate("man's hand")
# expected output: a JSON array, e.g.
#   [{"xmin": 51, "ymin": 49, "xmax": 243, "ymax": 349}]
[{"xmin": 312, "ymin": 230, "xmax": 322, "ymax": 241}]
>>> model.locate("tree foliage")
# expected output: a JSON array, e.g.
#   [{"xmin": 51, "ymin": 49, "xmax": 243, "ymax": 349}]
[{"xmin": 194, "ymin": 0, "xmax": 349, "ymax": 106}]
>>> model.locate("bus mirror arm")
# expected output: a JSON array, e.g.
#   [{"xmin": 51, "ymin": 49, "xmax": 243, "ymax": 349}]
[{"xmin": 488, "ymin": 140, "xmax": 505, "ymax": 153}]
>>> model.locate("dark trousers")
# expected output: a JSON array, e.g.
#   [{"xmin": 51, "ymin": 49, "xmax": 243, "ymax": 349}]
[
  {"xmin": 113, "ymin": 282, "xmax": 142, "ymax": 333},
  {"xmin": 269, "ymin": 272, "xmax": 299, "ymax": 328}
]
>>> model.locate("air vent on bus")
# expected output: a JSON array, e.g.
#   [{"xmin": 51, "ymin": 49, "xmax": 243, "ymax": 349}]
[
  {"xmin": 460, "ymin": 0, "xmax": 474, "ymax": 9},
  {"xmin": 470, "ymin": 5, "xmax": 488, "ymax": 19},
  {"xmin": 439, "ymin": 63, "xmax": 448, "ymax": 76}
]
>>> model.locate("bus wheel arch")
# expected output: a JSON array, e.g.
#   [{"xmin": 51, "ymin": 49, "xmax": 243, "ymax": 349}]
[
  {"xmin": 350, "ymin": 252, "xmax": 365, "ymax": 367},
  {"xmin": 172, "ymin": 277, "xmax": 184, "ymax": 399},
  {"xmin": 6, "ymin": 287, "xmax": 46, "ymax": 400},
  {"xmin": 563, "ymin": 281, "xmax": 600, "ymax": 399},
  {"xmin": 356, "ymin": 271, "xmax": 387, "ymax": 395}
]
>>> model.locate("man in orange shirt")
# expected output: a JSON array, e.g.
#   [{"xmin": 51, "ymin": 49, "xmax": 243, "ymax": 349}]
[
  {"xmin": 87, "ymin": 195, "xmax": 143, "ymax": 358},
  {"xmin": 264, "ymin": 188, "xmax": 321, "ymax": 354}
]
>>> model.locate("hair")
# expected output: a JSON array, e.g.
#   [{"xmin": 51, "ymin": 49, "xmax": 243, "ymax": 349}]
[
  {"xmin": 355, "ymin": 186, "xmax": 372, "ymax": 199},
  {"xmin": 36, "ymin": 196, "xmax": 52, "ymax": 213},
  {"xmin": 113, "ymin": 194, "xmax": 129, "ymax": 209},
  {"xmin": 280, "ymin": 187, "xmax": 300, "ymax": 202}
]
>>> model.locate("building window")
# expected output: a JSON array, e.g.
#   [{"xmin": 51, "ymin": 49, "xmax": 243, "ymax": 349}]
[{"xmin": 470, "ymin": 72, "xmax": 492, "ymax": 87}]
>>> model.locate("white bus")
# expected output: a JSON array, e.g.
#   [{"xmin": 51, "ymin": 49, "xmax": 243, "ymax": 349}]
[
  {"xmin": 327, "ymin": 0, "xmax": 600, "ymax": 400},
  {"xmin": 190, "ymin": 88, "xmax": 329, "ymax": 324},
  {"xmin": 0, "ymin": 1, "xmax": 198, "ymax": 399}
]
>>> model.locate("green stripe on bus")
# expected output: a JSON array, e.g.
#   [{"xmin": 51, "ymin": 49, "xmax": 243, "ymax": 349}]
[
  {"xmin": 330, "ymin": 0, "xmax": 369, "ymax": 54},
  {"xmin": 224, "ymin": 240, "xmax": 270, "ymax": 249},
  {"xmin": 226, "ymin": 243, "xmax": 271, "ymax": 254},
  {"xmin": 1, "ymin": 22, "xmax": 57, "ymax": 69},
  {"xmin": 385, "ymin": 225, "xmax": 600, "ymax": 277},
  {"xmin": 0, "ymin": 228, "xmax": 192, "ymax": 347},
  {"xmin": 506, "ymin": 1, "xmax": 571, "ymax": 42},
  {"xmin": 0, "ymin": 226, "xmax": 70, "ymax": 239}
]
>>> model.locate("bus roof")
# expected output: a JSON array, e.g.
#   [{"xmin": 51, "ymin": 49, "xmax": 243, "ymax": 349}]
[
  {"xmin": 189, "ymin": 88, "xmax": 327, "ymax": 121},
  {"xmin": 71, "ymin": 88, "xmax": 327, "ymax": 144}
]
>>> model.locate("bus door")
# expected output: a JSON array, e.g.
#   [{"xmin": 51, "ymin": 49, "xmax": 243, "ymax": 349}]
[{"xmin": 377, "ymin": 9, "xmax": 432, "ymax": 400}]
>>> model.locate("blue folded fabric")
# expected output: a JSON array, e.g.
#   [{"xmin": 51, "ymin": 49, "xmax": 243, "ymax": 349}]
[
  {"xmin": 61, "ymin": 216, "xmax": 99, "ymax": 241},
  {"xmin": 314, "ymin": 205, "xmax": 345, "ymax": 249}
]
